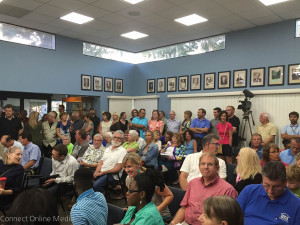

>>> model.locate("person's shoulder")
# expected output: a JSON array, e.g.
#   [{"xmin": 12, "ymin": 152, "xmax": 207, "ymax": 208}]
[{"xmin": 280, "ymin": 149, "xmax": 289, "ymax": 156}]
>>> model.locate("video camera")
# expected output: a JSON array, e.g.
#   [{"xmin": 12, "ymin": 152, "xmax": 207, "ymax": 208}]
[{"xmin": 237, "ymin": 89, "xmax": 254, "ymax": 114}]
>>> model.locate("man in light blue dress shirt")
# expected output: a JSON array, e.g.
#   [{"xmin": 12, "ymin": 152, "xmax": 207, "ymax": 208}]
[
  {"xmin": 19, "ymin": 133, "xmax": 41, "ymax": 170},
  {"xmin": 281, "ymin": 111, "xmax": 300, "ymax": 141}
]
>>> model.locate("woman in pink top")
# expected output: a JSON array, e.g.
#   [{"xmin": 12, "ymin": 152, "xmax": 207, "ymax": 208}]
[
  {"xmin": 148, "ymin": 110, "xmax": 164, "ymax": 136},
  {"xmin": 217, "ymin": 111, "xmax": 233, "ymax": 164}
]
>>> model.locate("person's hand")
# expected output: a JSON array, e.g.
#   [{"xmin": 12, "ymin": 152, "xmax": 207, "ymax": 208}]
[
  {"xmin": 0, "ymin": 188, "xmax": 5, "ymax": 195},
  {"xmin": 41, "ymin": 178, "xmax": 55, "ymax": 187},
  {"xmin": 93, "ymin": 171, "xmax": 104, "ymax": 178}
]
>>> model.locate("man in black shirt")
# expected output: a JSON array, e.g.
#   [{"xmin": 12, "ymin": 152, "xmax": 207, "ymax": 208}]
[
  {"xmin": 0, "ymin": 104, "xmax": 22, "ymax": 140},
  {"xmin": 89, "ymin": 108, "xmax": 100, "ymax": 137},
  {"xmin": 226, "ymin": 106, "xmax": 240, "ymax": 162}
]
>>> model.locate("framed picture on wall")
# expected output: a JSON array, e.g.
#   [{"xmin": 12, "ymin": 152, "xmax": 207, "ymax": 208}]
[
  {"xmin": 218, "ymin": 71, "xmax": 230, "ymax": 89},
  {"xmin": 190, "ymin": 74, "xmax": 201, "ymax": 90},
  {"xmin": 167, "ymin": 77, "xmax": 177, "ymax": 92},
  {"xmin": 157, "ymin": 78, "xmax": 165, "ymax": 92},
  {"xmin": 81, "ymin": 74, "xmax": 91, "ymax": 91},
  {"xmin": 93, "ymin": 76, "xmax": 102, "ymax": 91},
  {"xmin": 115, "ymin": 79, "xmax": 123, "ymax": 93},
  {"xmin": 268, "ymin": 65, "xmax": 284, "ymax": 86},
  {"xmin": 104, "ymin": 77, "xmax": 113, "ymax": 92},
  {"xmin": 147, "ymin": 79, "xmax": 155, "ymax": 93},
  {"xmin": 178, "ymin": 75, "xmax": 188, "ymax": 91},
  {"xmin": 233, "ymin": 69, "xmax": 247, "ymax": 88},
  {"xmin": 204, "ymin": 73, "xmax": 215, "ymax": 90},
  {"xmin": 250, "ymin": 67, "xmax": 265, "ymax": 87},
  {"xmin": 288, "ymin": 63, "xmax": 300, "ymax": 84}
]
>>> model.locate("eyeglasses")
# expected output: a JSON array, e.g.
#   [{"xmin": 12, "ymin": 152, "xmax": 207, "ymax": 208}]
[
  {"xmin": 199, "ymin": 162, "xmax": 215, "ymax": 167},
  {"xmin": 210, "ymin": 142, "xmax": 220, "ymax": 147},
  {"xmin": 128, "ymin": 189, "xmax": 142, "ymax": 193},
  {"xmin": 262, "ymin": 183, "xmax": 283, "ymax": 191}
]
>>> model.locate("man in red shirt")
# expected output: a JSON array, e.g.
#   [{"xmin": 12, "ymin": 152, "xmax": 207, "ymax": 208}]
[{"xmin": 170, "ymin": 153, "xmax": 237, "ymax": 225}]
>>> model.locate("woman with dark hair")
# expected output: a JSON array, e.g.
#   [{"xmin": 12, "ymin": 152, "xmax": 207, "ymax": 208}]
[
  {"xmin": 131, "ymin": 109, "xmax": 138, "ymax": 121},
  {"xmin": 119, "ymin": 112, "xmax": 129, "ymax": 132},
  {"xmin": 6, "ymin": 188, "xmax": 60, "ymax": 225},
  {"xmin": 24, "ymin": 111, "xmax": 42, "ymax": 147},
  {"xmin": 122, "ymin": 153, "xmax": 173, "ymax": 218},
  {"xmin": 121, "ymin": 169, "xmax": 165, "ymax": 225},
  {"xmin": 183, "ymin": 129, "xmax": 197, "ymax": 155},
  {"xmin": 260, "ymin": 143, "xmax": 287, "ymax": 167},
  {"xmin": 138, "ymin": 131, "xmax": 159, "ymax": 169},
  {"xmin": 81, "ymin": 112, "xmax": 94, "ymax": 143},
  {"xmin": 0, "ymin": 147, "xmax": 24, "ymax": 209},
  {"xmin": 56, "ymin": 112, "xmax": 71, "ymax": 144},
  {"xmin": 217, "ymin": 111, "xmax": 233, "ymax": 164},
  {"xmin": 148, "ymin": 110, "xmax": 164, "ymax": 136},
  {"xmin": 98, "ymin": 111, "xmax": 112, "ymax": 137},
  {"xmin": 199, "ymin": 195, "xmax": 244, "ymax": 225},
  {"xmin": 180, "ymin": 110, "xmax": 192, "ymax": 133}
]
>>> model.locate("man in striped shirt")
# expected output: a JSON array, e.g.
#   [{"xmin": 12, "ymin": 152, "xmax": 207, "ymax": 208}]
[{"xmin": 71, "ymin": 167, "xmax": 108, "ymax": 225}]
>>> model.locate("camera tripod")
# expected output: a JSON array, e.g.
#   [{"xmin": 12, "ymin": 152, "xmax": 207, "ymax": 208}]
[{"xmin": 240, "ymin": 111, "xmax": 255, "ymax": 147}]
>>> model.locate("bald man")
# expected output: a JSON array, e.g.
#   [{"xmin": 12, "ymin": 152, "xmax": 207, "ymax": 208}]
[{"xmin": 255, "ymin": 112, "xmax": 276, "ymax": 145}]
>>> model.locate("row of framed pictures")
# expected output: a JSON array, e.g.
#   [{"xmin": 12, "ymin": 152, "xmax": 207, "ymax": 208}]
[
  {"xmin": 81, "ymin": 75, "xmax": 123, "ymax": 93},
  {"xmin": 147, "ymin": 63, "xmax": 300, "ymax": 93}
]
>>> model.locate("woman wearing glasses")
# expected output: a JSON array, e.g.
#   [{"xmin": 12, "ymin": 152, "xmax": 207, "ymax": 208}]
[
  {"xmin": 260, "ymin": 143, "xmax": 287, "ymax": 167},
  {"xmin": 0, "ymin": 147, "xmax": 24, "ymax": 209},
  {"xmin": 121, "ymin": 168, "xmax": 166, "ymax": 225}
]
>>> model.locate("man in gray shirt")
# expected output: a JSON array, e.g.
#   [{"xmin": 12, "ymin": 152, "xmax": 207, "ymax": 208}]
[
  {"xmin": 210, "ymin": 107, "xmax": 221, "ymax": 135},
  {"xmin": 166, "ymin": 110, "xmax": 181, "ymax": 133},
  {"xmin": 70, "ymin": 111, "xmax": 84, "ymax": 144}
]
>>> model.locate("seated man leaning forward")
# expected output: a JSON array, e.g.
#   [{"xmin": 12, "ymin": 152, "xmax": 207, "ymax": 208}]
[
  {"xmin": 280, "ymin": 137, "xmax": 300, "ymax": 165},
  {"xmin": 237, "ymin": 161, "xmax": 300, "ymax": 225},
  {"xmin": 93, "ymin": 130, "xmax": 127, "ymax": 192},
  {"xmin": 80, "ymin": 133, "xmax": 106, "ymax": 168},
  {"xmin": 179, "ymin": 134, "xmax": 227, "ymax": 191},
  {"xmin": 170, "ymin": 153, "xmax": 237, "ymax": 225},
  {"xmin": 42, "ymin": 144, "xmax": 79, "ymax": 196}
]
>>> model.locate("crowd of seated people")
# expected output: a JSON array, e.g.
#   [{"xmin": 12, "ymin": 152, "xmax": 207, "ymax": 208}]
[{"xmin": 1, "ymin": 103, "xmax": 300, "ymax": 225}]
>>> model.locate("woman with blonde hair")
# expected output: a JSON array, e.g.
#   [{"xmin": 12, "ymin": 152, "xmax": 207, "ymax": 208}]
[
  {"xmin": 24, "ymin": 111, "xmax": 42, "ymax": 147},
  {"xmin": 122, "ymin": 153, "xmax": 173, "ymax": 219},
  {"xmin": 110, "ymin": 112, "xmax": 120, "ymax": 133},
  {"xmin": 234, "ymin": 147, "xmax": 262, "ymax": 194}
]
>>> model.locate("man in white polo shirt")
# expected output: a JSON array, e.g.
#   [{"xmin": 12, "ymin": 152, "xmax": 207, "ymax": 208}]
[{"xmin": 179, "ymin": 134, "xmax": 227, "ymax": 190}]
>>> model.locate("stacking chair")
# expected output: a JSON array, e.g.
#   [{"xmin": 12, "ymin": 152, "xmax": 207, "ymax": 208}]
[
  {"xmin": 167, "ymin": 186, "xmax": 186, "ymax": 217},
  {"xmin": 107, "ymin": 203, "xmax": 126, "ymax": 225},
  {"xmin": 104, "ymin": 172, "xmax": 127, "ymax": 205},
  {"xmin": 226, "ymin": 163, "xmax": 237, "ymax": 186}
]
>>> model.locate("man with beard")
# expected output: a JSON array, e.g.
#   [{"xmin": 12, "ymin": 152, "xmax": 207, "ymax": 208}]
[{"xmin": 93, "ymin": 130, "xmax": 127, "ymax": 192}]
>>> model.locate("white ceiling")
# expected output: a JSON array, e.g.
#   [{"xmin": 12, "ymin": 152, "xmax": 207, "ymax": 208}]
[{"xmin": 0, "ymin": 0, "xmax": 299, "ymax": 52}]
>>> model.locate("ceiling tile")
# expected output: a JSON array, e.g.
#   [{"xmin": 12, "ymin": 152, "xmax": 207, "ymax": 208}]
[
  {"xmin": 12, "ymin": 20, "xmax": 44, "ymax": 30},
  {"xmin": 269, "ymin": 1, "xmax": 300, "ymax": 13},
  {"xmin": 167, "ymin": 0, "xmax": 194, "ymax": 5},
  {"xmin": 0, "ymin": 14, "xmax": 18, "ymax": 24},
  {"xmin": 78, "ymin": 0, "xmax": 98, "ymax": 3},
  {"xmin": 181, "ymin": 0, "xmax": 220, "ymax": 11},
  {"xmin": 156, "ymin": 6, "xmax": 192, "ymax": 20},
  {"xmin": 278, "ymin": 10, "xmax": 300, "ymax": 20},
  {"xmin": 48, "ymin": 18, "xmax": 80, "ymax": 29},
  {"xmin": 5, "ymin": 0, "xmax": 43, "ymax": 10},
  {"xmin": 58, "ymin": 29, "xmax": 86, "ymax": 39},
  {"xmin": 92, "ymin": 0, "xmax": 130, "ymax": 12},
  {"xmin": 84, "ymin": 19, "xmax": 112, "ymax": 30},
  {"xmin": 223, "ymin": 0, "xmax": 263, "ymax": 13},
  {"xmin": 251, "ymin": 15, "xmax": 283, "ymax": 26},
  {"xmin": 138, "ymin": 0, "xmax": 175, "ymax": 13},
  {"xmin": 138, "ymin": 14, "xmax": 170, "ymax": 26},
  {"xmin": 212, "ymin": 0, "xmax": 238, "ymax": 5},
  {"xmin": 48, "ymin": 0, "xmax": 86, "ymax": 11},
  {"xmin": 37, "ymin": 23, "xmax": 66, "ymax": 33},
  {"xmin": 21, "ymin": 12, "xmax": 56, "ymax": 24},
  {"xmin": 115, "ymin": 5, "xmax": 152, "ymax": 19},
  {"xmin": 213, "ymin": 14, "xmax": 250, "ymax": 27},
  {"xmin": 34, "ymin": 0, "xmax": 52, "ymax": 3},
  {"xmin": 195, "ymin": 6, "xmax": 232, "ymax": 20},
  {"xmin": 75, "ymin": 5, "xmax": 110, "ymax": 19},
  {"xmin": 99, "ymin": 13, "xmax": 131, "ymax": 25},
  {"xmin": 224, "ymin": 20, "xmax": 255, "ymax": 31},
  {"xmin": 238, "ymin": 7, "xmax": 274, "ymax": 20},
  {"xmin": 34, "ymin": 4, "xmax": 69, "ymax": 17}
]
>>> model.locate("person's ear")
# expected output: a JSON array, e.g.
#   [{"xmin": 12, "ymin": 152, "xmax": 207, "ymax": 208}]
[
  {"xmin": 140, "ymin": 190, "xmax": 146, "ymax": 200},
  {"xmin": 220, "ymin": 221, "xmax": 228, "ymax": 225}
]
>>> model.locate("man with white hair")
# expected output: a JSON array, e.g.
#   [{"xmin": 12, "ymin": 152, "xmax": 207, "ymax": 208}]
[
  {"xmin": 255, "ymin": 112, "xmax": 276, "ymax": 145},
  {"xmin": 41, "ymin": 111, "xmax": 58, "ymax": 157},
  {"xmin": 93, "ymin": 130, "xmax": 127, "ymax": 192},
  {"xmin": 166, "ymin": 110, "xmax": 181, "ymax": 133}
]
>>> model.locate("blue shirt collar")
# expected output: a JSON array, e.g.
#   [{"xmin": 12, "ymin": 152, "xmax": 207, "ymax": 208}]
[
  {"xmin": 77, "ymin": 188, "xmax": 95, "ymax": 202},
  {"xmin": 258, "ymin": 184, "xmax": 290, "ymax": 204}
]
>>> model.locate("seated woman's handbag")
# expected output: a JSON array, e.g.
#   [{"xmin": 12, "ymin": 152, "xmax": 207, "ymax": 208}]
[{"xmin": 218, "ymin": 123, "xmax": 228, "ymax": 154}]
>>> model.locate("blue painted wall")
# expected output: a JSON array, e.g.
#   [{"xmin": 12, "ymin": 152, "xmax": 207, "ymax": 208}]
[
  {"xmin": 0, "ymin": 35, "xmax": 134, "ymax": 114},
  {"xmin": 0, "ymin": 19, "xmax": 299, "ymax": 116},
  {"xmin": 134, "ymin": 19, "xmax": 300, "ymax": 114}
]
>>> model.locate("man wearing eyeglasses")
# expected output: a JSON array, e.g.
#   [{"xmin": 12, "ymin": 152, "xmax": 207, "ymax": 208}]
[
  {"xmin": 93, "ymin": 130, "xmax": 127, "ymax": 192},
  {"xmin": 170, "ymin": 153, "xmax": 237, "ymax": 225},
  {"xmin": 237, "ymin": 161, "xmax": 300, "ymax": 225},
  {"xmin": 179, "ymin": 134, "xmax": 227, "ymax": 191}
]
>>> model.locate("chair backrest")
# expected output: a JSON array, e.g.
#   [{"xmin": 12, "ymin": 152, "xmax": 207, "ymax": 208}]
[
  {"xmin": 107, "ymin": 203, "xmax": 125, "ymax": 225},
  {"xmin": 226, "ymin": 163, "xmax": 237, "ymax": 186},
  {"xmin": 39, "ymin": 157, "xmax": 52, "ymax": 177},
  {"xmin": 168, "ymin": 186, "xmax": 186, "ymax": 216}
]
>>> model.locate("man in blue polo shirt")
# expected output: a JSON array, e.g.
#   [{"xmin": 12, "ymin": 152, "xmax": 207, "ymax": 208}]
[
  {"xmin": 237, "ymin": 161, "xmax": 300, "ymax": 225},
  {"xmin": 190, "ymin": 108, "xmax": 210, "ymax": 152},
  {"xmin": 281, "ymin": 111, "xmax": 300, "ymax": 141},
  {"xmin": 280, "ymin": 137, "xmax": 300, "ymax": 165},
  {"xmin": 131, "ymin": 109, "xmax": 148, "ymax": 139},
  {"xmin": 71, "ymin": 167, "xmax": 108, "ymax": 225}
]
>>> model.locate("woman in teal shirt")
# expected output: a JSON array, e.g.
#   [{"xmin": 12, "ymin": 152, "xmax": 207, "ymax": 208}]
[{"xmin": 121, "ymin": 169, "xmax": 165, "ymax": 225}]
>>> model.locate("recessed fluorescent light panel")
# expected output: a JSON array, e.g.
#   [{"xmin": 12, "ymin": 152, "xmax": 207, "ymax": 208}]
[
  {"xmin": 121, "ymin": 31, "xmax": 148, "ymax": 40},
  {"xmin": 258, "ymin": 0, "xmax": 289, "ymax": 6},
  {"xmin": 123, "ymin": 0, "xmax": 145, "ymax": 4},
  {"xmin": 60, "ymin": 12, "xmax": 94, "ymax": 24},
  {"xmin": 175, "ymin": 14, "xmax": 207, "ymax": 26}
]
